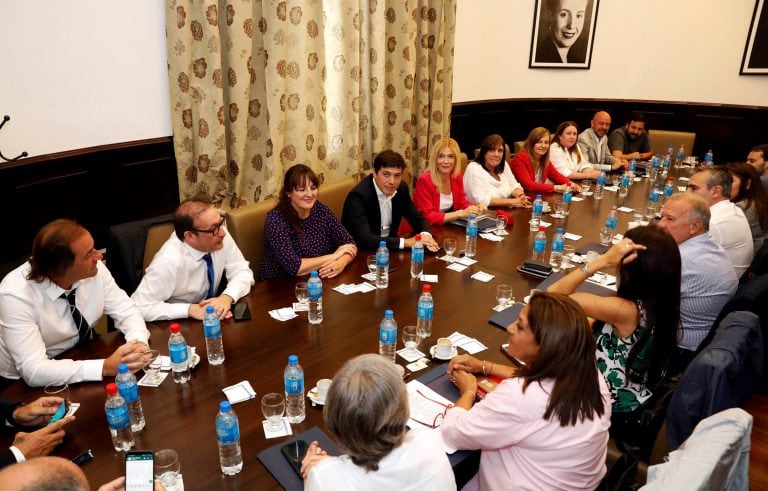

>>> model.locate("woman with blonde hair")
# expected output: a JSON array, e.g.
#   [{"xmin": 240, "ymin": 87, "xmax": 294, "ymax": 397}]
[
  {"xmin": 510, "ymin": 127, "xmax": 580, "ymax": 194},
  {"xmin": 412, "ymin": 137, "xmax": 484, "ymax": 225}
]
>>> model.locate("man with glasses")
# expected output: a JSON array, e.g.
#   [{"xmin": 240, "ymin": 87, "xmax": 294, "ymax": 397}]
[
  {"xmin": 0, "ymin": 219, "xmax": 150, "ymax": 388},
  {"xmin": 132, "ymin": 199, "xmax": 254, "ymax": 321}
]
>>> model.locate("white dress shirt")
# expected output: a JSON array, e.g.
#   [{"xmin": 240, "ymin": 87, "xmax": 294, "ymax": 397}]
[
  {"xmin": 462, "ymin": 161, "xmax": 523, "ymax": 207},
  {"xmin": 0, "ymin": 261, "xmax": 149, "ymax": 387},
  {"xmin": 549, "ymin": 142, "xmax": 594, "ymax": 177},
  {"xmin": 131, "ymin": 232, "xmax": 254, "ymax": 321},
  {"xmin": 708, "ymin": 200, "xmax": 754, "ymax": 279},
  {"xmin": 372, "ymin": 178, "xmax": 396, "ymax": 237}
]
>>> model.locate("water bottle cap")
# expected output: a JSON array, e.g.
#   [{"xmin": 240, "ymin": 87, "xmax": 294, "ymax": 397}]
[
  {"xmin": 170, "ymin": 323, "xmax": 180, "ymax": 334},
  {"xmin": 415, "ymin": 234, "xmax": 421, "ymax": 240},
  {"xmin": 469, "ymin": 214, "xmax": 476, "ymax": 219},
  {"xmin": 288, "ymin": 354, "xmax": 299, "ymax": 365},
  {"xmin": 422, "ymin": 284, "xmax": 431, "ymax": 293},
  {"xmin": 538, "ymin": 226, "xmax": 545, "ymax": 231},
  {"xmin": 535, "ymin": 194, "xmax": 542, "ymax": 199},
  {"xmin": 219, "ymin": 401, "xmax": 232, "ymax": 412},
  {"xmin": 556, "ymin": 227, "xmax": 563, "ymax": 233},
  {"xmin": 117, "ymin": 364, "xmax": 129, "ymax": 374},
  {"xmin": 105, "ymin": 383, "xmax": 118, "ymax": 396},
  {"xmin": 205, "ymin": 305, "xmax": 215, "ymax": 313},
  {"xmin": 384, "ymin": 309, "xmax": 394, "ymax": 318},
  {"xmin": 310, "ymin": 271, "xmax": 319, "ymax": 277},
  {"xmin": 379, "ymin": 241, "xmax": 386, "ymax": 247}
]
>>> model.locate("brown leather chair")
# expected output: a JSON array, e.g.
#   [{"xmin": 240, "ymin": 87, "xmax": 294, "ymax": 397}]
[
  {"xmin": 225, "ymin": 197, "xmax": 278, "ymax": 276},
  {"xmin": 143, "ymin": 222, "xmax": 175, "ymax": 270},
  {"xmin": 648, "ymin": 130, "xmax": 696, "ymax": 158}
]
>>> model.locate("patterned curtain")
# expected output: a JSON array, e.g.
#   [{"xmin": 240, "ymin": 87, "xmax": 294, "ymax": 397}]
[{"xmin": 166, "ymin": 0, "xmax": 455, "ymax": 208}]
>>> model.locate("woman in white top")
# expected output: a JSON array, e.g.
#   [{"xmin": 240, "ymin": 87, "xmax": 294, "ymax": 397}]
[
  {"xmin": 301, "ymin": 354, "xmax": 456, "ymax": 491},
  {"xmin": 550, "ymin": 121, "xmax": 601, "ymax": 181},
  {"xmin": 463, "ymin": 134, "xmax": 531, "ymax": 208}
]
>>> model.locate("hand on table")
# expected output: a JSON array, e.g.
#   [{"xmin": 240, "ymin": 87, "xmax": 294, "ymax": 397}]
[
  {"xmin": 12, "ymin": 397, "xmax": 65, "ymax": 426},
  {"xmin": 103, "ymin": 341, "xmax": 150, "ymax": 375},
  {"xmin": 200, "ymin": 295, "xmax": 234, "ymax": 320},
  {"xmin": 318, "ymin": 258, "xmax": 346, "ymax": 279},
  {"xmin": 12, "ymin": 416, "xmax": 74, "ymax": 459},
  {"xmin": 301, "ymin": 440, "xmax": 329, "ymax": 479},
  {"xmin": 447, "ymin": 354, "xmax": 482, "ymax": 375}
]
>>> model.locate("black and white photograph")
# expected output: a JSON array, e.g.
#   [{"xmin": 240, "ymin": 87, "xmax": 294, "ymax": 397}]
[
  {"xmin": 741, "ymin": 0, "xmax": 768, "ymax": 74},
  {"xmin": 529, "ymin": 0, "xmax": 599, "ymax": 69}
]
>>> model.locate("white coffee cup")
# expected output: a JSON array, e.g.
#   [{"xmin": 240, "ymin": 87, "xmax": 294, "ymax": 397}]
[
  {"xmin": 436, "ymin": 338, "xmax": 452, "ymax": 358},
  {"xmin": 316, "ymin": 378, "xmax": 332, "ymax": 402}
]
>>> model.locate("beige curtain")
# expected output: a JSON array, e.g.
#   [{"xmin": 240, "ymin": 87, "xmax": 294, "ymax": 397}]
[{"xmin": 166, "ymin": 0, "xmax": 455, "ymax": 208}]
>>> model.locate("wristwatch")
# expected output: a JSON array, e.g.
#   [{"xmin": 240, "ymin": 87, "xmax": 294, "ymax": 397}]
[{"xmin": 580, "ymin": 262, "xmax": 593, "ymax": 277}]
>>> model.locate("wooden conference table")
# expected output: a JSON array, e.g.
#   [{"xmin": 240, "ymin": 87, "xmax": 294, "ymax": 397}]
[{"xmin": 1, "ymin": 167, "xmax": 688, "ymax": 489}]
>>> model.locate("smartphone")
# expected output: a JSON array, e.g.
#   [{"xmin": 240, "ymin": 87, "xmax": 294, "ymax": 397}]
[
  {"xmin": 233, "ymin": 301, "xmax": 251, "ymax": 321},
  {"xmin": 125, "ymin": 451, "xmax": 154, "ymax": 491},
  {"xmin": 281, "ymin": 440, "xmax": 309, "ymax": 479},
  {"xmin": 48, "ymin": 400, "xmax": 68, "ymax": 425}
]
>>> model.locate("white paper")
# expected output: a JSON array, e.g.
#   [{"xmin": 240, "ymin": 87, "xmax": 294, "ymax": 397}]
[
  {"xmin": 480, "ymin": 232, "xmax": 504, "ymax": 242},
  {"xmin": 397, "ymin": 347, "xmax": 427, "ymax": 362},
  {"xmin": 361, "ymin": 272, "xmax": 376, "ymax": 281},
  {"xmin": 538, "ymin": 221, "xmax": 552, "ymax": 228},
  {"xmin": 420, "ymin": 274, "xmax": 439, "ymax": 283},
  {"xmin": 438, "ymin": 254, "xmax": 457, "ymax": 263},
  {"xmin": 223, "ymin": 380, "xmax": 257, "ymax": 404},
  {"xmin": 678, "ymin": 176, "xmax": 690, "ymax": 181},
  {"xmin": 269, "ymin": 307, "xmax": 298, "ymax": 321},
  {"xmin": 618, "ymin": 206, "xmax": 634, "ymax": 213},
  {"xmin": 471, "ymin": 271, "xmax": 494, "ymax": 282},
  {"xmin": 677, "ymin": 186, "xmax": 687, "ymax": 192},
  {"xmin": 405, "ymin": 381, "xmax": 458, "ymax": 454},
  {"xmin": 563, "ymin": 232, "xmax": 582, "ymax": 241},
  {"xmin": 262, "ymin": 417, "xmax": 293, "ymax": 439},
  {"xmin": 138, "ymin": 371, "xmax": 169, "ymax": 387},
  {"xmin": 292, "ymin": 302, "xmax": 309, "ymax": 312},
  {"xmin": 447, "ymin": 263, "xmax": 467, "ymax": 272},
  {"xmin": 571, "ymin": 196, "xmax": 584, "ymax": 202},
  {"xmin": 448, "ymin": 332, "xmax": 488, "ymax": 354},
  {"xmin": 456, "ymin": 256, "xmax": 477, "ymax": 266}
]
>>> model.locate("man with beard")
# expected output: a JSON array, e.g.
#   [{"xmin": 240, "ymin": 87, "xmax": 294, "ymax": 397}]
[{"xmin": 608, "ymin": 112, "xmax": 654, "ymax": 161}]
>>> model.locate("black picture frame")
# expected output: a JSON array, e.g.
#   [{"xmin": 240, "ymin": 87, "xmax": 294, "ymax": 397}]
[
  {"xmin": 529, "ymin": 0, "xmax": 599, "ymax": 69},
  {"xmin": 741, "ymin": 0, "xmax": 768, "ymax": 74}
]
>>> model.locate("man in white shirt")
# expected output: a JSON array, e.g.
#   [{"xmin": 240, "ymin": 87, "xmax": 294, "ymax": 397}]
[
  {"xmin": 577, "ymin": 111, "xmax": 627, "ymax": 171},
  {"xmin": 0, "ymin": 220, "xmax": 150, "ymax": 387},
  {"xmin": 686, "ymin": 167, "xmax": 754, "ymax": 278},
  {"xmin": 131, "ymin": 199, "xmax": 255, "ymax": 321}
]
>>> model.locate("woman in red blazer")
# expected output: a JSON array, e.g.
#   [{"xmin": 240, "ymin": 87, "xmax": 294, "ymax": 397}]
[
  {"xmin": 412, "ymin": 137, "xmax": 484, "ymax": 226},
  {"xmin": 510, "ymin": 127, "xmax": 581, "ymax": 194}
]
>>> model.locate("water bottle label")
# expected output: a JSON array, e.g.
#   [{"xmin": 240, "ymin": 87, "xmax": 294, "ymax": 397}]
[
  {"xmin": 106, "ymin": 405, "xmax": 130, "ymax": 430},
  {"xmin": 117, "ymin": 382, "xmax": 139, "ymax": 403},
  {"xmin": 533, "ymin": 239, "xmax": 546, "ymax": 253},
  {"xmin": 203, "ymin": 321, "xmax": 221, "ymax": 339},
  {"xmin": 284, "ymin": 376, "xmax": 304, "ymax": 395},
  {"xmin": 650, "ymin": 194, "xmax": 659, "ymax": 203},
  {"xmin": 533, "ymin": 203, "xmax": 543, "ymax": 214},
  {"xmin": 417, "ymin": 302, "xmax": 433, "ymax": 320},
  {"xmin": 563, "ymin": 193, "xmax": 572, "ymax": 204},
  {"xmin": 308, "ymin": 283, "xmax": 322, "ymax": 300},
  {"xmin": 467, "ymin": 225, "xmax": 478, "ymax": 238},
  {"xmin": 606, "ymin": 218, "xmax": 618, "ymax": 229},
  {"xmin": 598, "ymin": 176, "xmax": 606, "ymax": 185},
  {"xmin": 376, "ymin": 252, "xmax": 389, "ymax": 268},
  {"xmin": 169, "ymin": 342, "xmax": 188, "ymax": 363},
  {"xmin": 621, "ymin": 177, "xmax": 629, "ymax": 186},
  {"xmin": 412, "ymin": 247, "xmax": 424, "ymax": 264},
  {"xmin": 217, "ymin": 422, "xmax": 240, "ymax": 445},
  {"xmin": 379, "ymin": 327, "xmax": 397, "ymax": 344},
  {"xmin": 552, "ymin": 240, "xmax": 564, "ymax": 252},
  {"xmin": 664, "ymin": 187, "xmax": 673, "ymax": 197}
]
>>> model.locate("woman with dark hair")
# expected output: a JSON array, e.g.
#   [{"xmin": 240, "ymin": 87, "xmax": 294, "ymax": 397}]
[
  {"xmin": 442, "ymin": 292, "xmax": 610, "ymax": 490},
  {"xmin": 548, "ymin": 225, "xmax": 681, "ymax": 445},
  {"xmin": 301, "ymin": 354, "xmax": 456, "ymax": 490},
  {"xmin": 550, "ymin": 121, "xmax": 601, "ymax": 180},
  {"xmin": 726, "ymin": 162, "xmax": 768, "ymax": 250},
  {"xmin": 510, "ymin": 127, "xmax": 581, "ymax": 194},
  {"xmin": 258, "ymin": 164, "xmax": 357, "ymax": 280},
  {"xmin": 463, "ymin": 134, "xmax": 532, "ymax": 208}
]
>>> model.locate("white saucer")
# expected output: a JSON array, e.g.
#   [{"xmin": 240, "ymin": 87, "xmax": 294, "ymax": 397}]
[
  {"xmin": 307, "ymin": 387, "xmax": 325, "ymax": 406},
  {"xmin": 429, "ymin": 345, "xmax": 457, "ymax": 361}
]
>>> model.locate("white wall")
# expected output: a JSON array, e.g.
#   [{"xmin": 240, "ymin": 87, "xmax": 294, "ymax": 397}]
[
  {"xmin": 0, "ymin": 1, "xmax": 171, "ymax": 157},
  {"xmin": 453, "ymin": 0, "xmax": 768, "ymax": 106}
]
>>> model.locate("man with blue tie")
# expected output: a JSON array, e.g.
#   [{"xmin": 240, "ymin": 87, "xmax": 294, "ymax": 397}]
[{"xmin": 132, "ymin": 199, "xmax": 254, "ymax": 321}]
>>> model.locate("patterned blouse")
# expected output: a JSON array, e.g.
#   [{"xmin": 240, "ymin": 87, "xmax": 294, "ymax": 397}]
[
  {"xmin": 595, "ymin": 304, "xmax": 654, "ymax": 414},
  {"xmin": 258, "ymin": 202, "xmax": 355, "ymax": 280}
]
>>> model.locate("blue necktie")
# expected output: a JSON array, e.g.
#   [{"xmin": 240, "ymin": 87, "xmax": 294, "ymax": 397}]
[
  {"xmin": 203, "ymin": 253, "xmax": 215, "ymax": 299},
  {"xmin": 61, "ymin": 289, "xmax": 93, "ymax": 344}
]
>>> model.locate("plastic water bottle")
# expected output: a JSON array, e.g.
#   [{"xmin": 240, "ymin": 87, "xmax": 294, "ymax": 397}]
[
  {"xmin": 410, "ymin": 234, "xmax": 424, "ymax": 279},
  {"xmin": 465, "ymin": 215, "xmax": 478, "ymax": 258},
  {"xmin": 675, "ymin": 144, "xmax": 685, "ymax": 168},
  {"xmin": 646, "ymin": 188, "xmax": 660, "ymax": 220},
  {"xmin": 666, "ymin": 144, "xmax": 674, "ymax": 161},
  {"xmin": 216, "ymin": 401, "xmax": 243, "ymax": 475},
  {"xmin": 629, "ymin": 158, "xmax": 637, "ymax": 182},
  {"xmin": 104, "ymin": 383, "xmax": 134, "ymax": 452},
  {"xmin": 168, "ymin": 323, "xmax": 190, "ymax": 384},
  {"xmin": 595, "ymin": 171, "xmax": 606, "ymax": 200},
  {"xmin": 605, "ymin": 206, "xmax": 619, "ymax": 237},
  {"xmin": 663, "ymin": 177, "xmax": 675, "ymax": 202},
  {"xmin": 375, "ymin": 241, "xmax": 389, "ymax": 289},
  {"xmin": 532, "ymin": 226, "xmax": 547, "ymax": 262},
  {"xmin": 549, "ymin": 227, "xmax": 565, "ymax": 272},
  {"xmin": 562, "ymin": 186, "xmax": 572, "ymax": 215},
  {"xmin": 531, "ymin": 195, "xmax": 543, "ymax": 230},
  {"xmin": 307, "ymin": 271, "xmax": 323, "ymax": 324},
  {"xmin": 619, "ymin": 171, "xmax": 630, "ymax": 198},
  {"xmin": 378, "ymin": 310, "xmax": 397, "ymax": 363},
  {"xmin": 203, "ymin": 305, "xmax": 225, "ymax": 365},
  {"xmin": 284, "ymin": 355, "xmax": 305, "ymax": 423},
  {"xmin": 662, "ymin": 156, "xmax": 671, "ymax": 176},
  {"xmin": 704, "ymin": 149, "xmax": 714, "ymax": 167},
  {"xmin": 649, "ymin": 155, "xmax": 660, "ymax": 181},
  {"xmin": 115, "ymin": 364, "xmax": 145, "ymax": 432},
  {"xmin": 416, "ymin": 285, "xmax": 433, "ymax": 341}
]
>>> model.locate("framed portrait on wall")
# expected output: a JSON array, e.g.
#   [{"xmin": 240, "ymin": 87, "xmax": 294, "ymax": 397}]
[
  {"xmin": 529, "ymin": 0, "xmax": 599, "ymax": 69},
  {"xmin": 741, "ymin": 0, "xmax": 768, "ymax": 74}
]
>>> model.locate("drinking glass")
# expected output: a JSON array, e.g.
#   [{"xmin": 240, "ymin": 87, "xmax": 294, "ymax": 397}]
[
  {"xmin": 645, "ymin": 205, "xmax": 656, "ymax": 223},
  {"xmin": 599, "ymin": 227, "xmax": 613, "ymax": 246},
  {"xmin": 261, "ymin": 393, "xmax": 285, "ymax": 431},
  {"xmin": 141, "ymin": 349, "xmax": 161, "ymax": 384},
  {"xmin": 553, "ymin": 200, "xmax": 565, "ymax": 218},
  {"xmin": 611, "ymin": 174, "xmax": 621, "ymax": 187},
  {"xmin": 562, "ymin": 245, "xmax": 576, "ymax": 268},
  {"xmin": 581, "ymin": 180, "xmax": 592, "ymax": 194},
  {"xmin": 44, "ymin": 381, "xmax": 70, "ymax": 414},
  {"xmin": 443, "ymin": 238, "xmax": 457, "ymax": 260},
  {"xmin": 402, "ymin": 325, "xmax": 419, "ymax": 356},
  {"xmin": 495, "ymin": 214, "xmax": 508, "ymax": 233},
  {"xmin": 366, "ymin": 256, "xmax": 377, "ymax": 275},
  {"xmin": 295, "ymin": 282, "xmax": 308, "ymax": 304},
  {"xmin": 154, "ymin": 449, "xmax": 180, "ymax": 491},
  {"xmin": 495, "ymin": 284, "xmax": 514, "ymax": 309}
]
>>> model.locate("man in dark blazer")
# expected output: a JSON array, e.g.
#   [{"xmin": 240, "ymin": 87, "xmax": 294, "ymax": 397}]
[
  {"xmin": 342, "ymin": 150, "xmax": 438, "ymax": 251},
  {"xmin": 0, "ymin": 397, "xmax": 74, "ymax": 469}
]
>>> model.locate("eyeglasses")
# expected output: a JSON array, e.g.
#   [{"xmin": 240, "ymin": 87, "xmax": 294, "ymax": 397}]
[
  {"xmin": 191, "ymin": 216, "xmax": 225, "ymax": 235},
  {"xmin": 409, "ymin": 390, "xmax": 454, "ymax": 429}
]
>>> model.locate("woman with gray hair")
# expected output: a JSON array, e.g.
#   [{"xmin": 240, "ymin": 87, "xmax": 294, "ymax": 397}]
[{"xmin": 301, "ymin": 354, "xmax": 455, "ymax": 490}]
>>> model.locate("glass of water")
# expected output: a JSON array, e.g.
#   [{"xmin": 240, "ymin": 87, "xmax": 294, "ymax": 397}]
[
  {"xmin": 154, "ymin": 449, "xmax": 180, "ymax": 491},
  {"xmin": 366, "ymin": 256, "xmax": 377, "ymax": 275},
  {"xmin": 261, "ymin": 393, "xmax": 285, "ymax": 431},
  {"xmin": 402, "ymin": 326, "xmax": 419, "ymax": 356},
  {"xmin": 582, "ymin": 180, "xmax": 592, "ymax": 194},
  {"xmin": 495, "ymin": 284, "xmax": 514, "ymax": 309},
  {"xmin": 295, "ymin": 282, "xmax": 308, "ymax": 304},
  {"xmin": 599, "ymin": 227, "xmax": 613, "ymax": 246},
  {"xmin": 443, "ymin": 238, "xmax": 457, "ymax": 260}
]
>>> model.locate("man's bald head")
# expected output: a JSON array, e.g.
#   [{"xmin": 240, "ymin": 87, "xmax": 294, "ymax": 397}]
[
  {"xmin": 591, "ymin": 111, "xmax": 612, "ymax": 138},
  {"xmin": 0, "ymin": 456, "xmax": 89, "ymax": 490}
]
